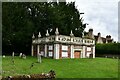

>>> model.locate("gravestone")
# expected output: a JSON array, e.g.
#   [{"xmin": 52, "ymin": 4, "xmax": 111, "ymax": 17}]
[
  {"xmin": 3, "ymin": 55, "xmax": 5, "ymax": 58},
  {"xmin": 12, "ymin": 52, "xmax": 15, "ymax": 57},
  {"xmin": 19, "ymin": 53, "xmax": 23, "ymax": 58},
  {"xmin": 37, "ymin": 52, "xmax": 42, "ymax": 63},
  {"xmin": 22, "ymin": 54, "xmax": 26, "ymax": 59}
]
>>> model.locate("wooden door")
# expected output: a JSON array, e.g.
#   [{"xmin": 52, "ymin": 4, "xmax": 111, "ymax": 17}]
[{"xmin": 74, "ymin": 51, "xmax": 80, "ymax": 58}]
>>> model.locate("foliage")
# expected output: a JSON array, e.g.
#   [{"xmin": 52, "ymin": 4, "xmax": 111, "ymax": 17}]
[
  {"xmin": 2, "ymin": 2, "xmax": 85, "ymax": 54},
  {"xmin": 2, "ymin": 56, "xmax": 118, "ymax": 78},
  {"xmin": 95, "ymin": 43, "xmax": 120, "ymax": 55}
]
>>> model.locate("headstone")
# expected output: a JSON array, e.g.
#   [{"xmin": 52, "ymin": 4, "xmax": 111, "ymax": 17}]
[
  {"xmin": 112, "ymin": 56, "xmax": 114, "ymax": 59},
  {"xmin": 3, "ymin": 55, "xmax": 5, "ymax": 58},
  {"xmin": 12, "ymin": 52, "xmax": 15, "ymax": 57},
  {"xmin": 19, "ymin": 53, "xmax": 22, "ymax": 58},
  {"xmin": 22, "ymin": 54, "xmax": 26, "ymax": 59},
  {"xmin": 37, "ymin": 52, "xmax": 42, "ymax": 63}
]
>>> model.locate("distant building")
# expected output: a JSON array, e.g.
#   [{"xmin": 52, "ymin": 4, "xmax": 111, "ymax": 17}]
[
  {"xmin": 31, "ymin": 28, "xmax": 95, "ymax": 59},
  {"xmin": 85, "ymin": 28, "xmax": 114, "ymax": 44}
]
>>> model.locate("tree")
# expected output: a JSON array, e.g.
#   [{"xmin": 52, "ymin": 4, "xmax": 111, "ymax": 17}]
[{"xmin": 2, "ymin": 2, "xmax": 85, "ymax": 55}]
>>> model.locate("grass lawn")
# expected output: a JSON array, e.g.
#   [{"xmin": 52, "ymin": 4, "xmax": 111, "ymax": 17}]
[{"xmin": 2, "ymin": 56, "xmax": 118, "ymax": 78}]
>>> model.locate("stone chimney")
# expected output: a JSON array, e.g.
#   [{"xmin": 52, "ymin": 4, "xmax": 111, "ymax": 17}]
[
  {"xmin": 97, "ymin": 32, "xmax": 103, "ymax": 43},
  {"xmin": 106, "ymin": 35, "xmax": 111, "ymax": 40},
  {"xmin": 98, "ymin": 32, "xmax": 101, "ymax": 37}
]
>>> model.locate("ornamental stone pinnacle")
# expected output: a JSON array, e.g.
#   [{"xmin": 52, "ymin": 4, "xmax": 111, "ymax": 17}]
[
  {"xmin": 38, "ymin": 32, "xmax": 41, "ymax": 38},
  {"xmin": 55, "ymin": 28, "xmax": 59, "ymax": 35},
  {"xmin": 46, "ymin": 30, "xmax": 49, "ymax": 36},
  {"xmin": 82, "ymin": 31, "xmax": 85, "ymax": 38},
  {"xmin": 70, "ymin": 30, "xmax": 74, "ymax": 37},
  {"xmin": 32, "ymin": 34, "xmax": 35, "ymax": 39}
]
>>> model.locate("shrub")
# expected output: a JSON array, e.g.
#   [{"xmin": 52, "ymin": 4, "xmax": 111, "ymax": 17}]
[{"xmin": 95, "ymin": 43, "xmax": 120, "ymax": 55}]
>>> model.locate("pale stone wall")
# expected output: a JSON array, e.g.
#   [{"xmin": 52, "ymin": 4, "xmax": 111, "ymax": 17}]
[
  {"xmin": 82, "ymin": 46, "xmax": 86, "ymax": 58},
  {"xmin": 97, "ymin": 37, "xmax": 103, "ymax": 43},
  {"xmin": 93, "ymin": 46, "xmax": 95, "ymax": 58},
  {"xmin": 54, "ymin": 44, "xmax": 59, "ymax": 59},
  {"xmin": 70, "ymin": 45, "xmax": 74, "ymax": 58},
  {"xmin": 44, "ymin": 45, "xmax": 47, "ymax": 57},
  {"xmin": 37, "ymin": 45, "xmax": 40, "ymax": 56},
  {"xmin": 32, "ymin": 33, "xmax": 95, "ymax": 59},
  {"xmin": 31, "ymin": 45, "xmax": 34, "ymax": 56}
]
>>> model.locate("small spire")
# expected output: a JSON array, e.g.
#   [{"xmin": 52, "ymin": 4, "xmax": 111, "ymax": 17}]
[
  {"xmin": 55, "ymin": 28, "xmax": 59, "ymax": 35},
  {"xmin": 70, "ymin": 30, "xmax": 74, "ymax": 37},
  {"xmin": 82, "ymin": 31, "xmax": 85, "ymax": 38},
  {"xmin": 32, "ymin": 34, "xmax": 35, "ymax": 39},
  {"xmin": 46, "ymin": 30, "xmax": 49, "ymax": 36},
  {"xmin": 38, "ymin": 32, "xmax": 41, "ymax": 38}
]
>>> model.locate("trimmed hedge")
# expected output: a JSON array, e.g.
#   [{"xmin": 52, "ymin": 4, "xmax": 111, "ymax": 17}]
[{"xmin": 95, "ymin": 43, "xmax": 120, "ymax": 55}]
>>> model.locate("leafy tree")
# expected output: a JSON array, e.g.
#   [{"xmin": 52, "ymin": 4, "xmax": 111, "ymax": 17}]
[{"xmin": 2, "ymin": 2, "xmax": 85, "ymax": 55}]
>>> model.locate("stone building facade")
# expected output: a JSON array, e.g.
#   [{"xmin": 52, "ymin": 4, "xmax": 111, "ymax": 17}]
[
  {"xmin": 94, "ymin": 33, "xmax": 114, "ymax": 44},
  {"xmin": 31, "ymin": 28, "xmax": 95, "ymax": 59},
  {"xmin": 85, "ymin": 28, "xmax": 114, "ymax": 44}
]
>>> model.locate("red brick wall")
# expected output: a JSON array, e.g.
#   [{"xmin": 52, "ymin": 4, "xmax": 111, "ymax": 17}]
[
  {"xmin": 39, "ymin": 44, "xmax": 45, "ymax": 56},
  {"xmin": 91, "ymin": 47, "xmax": 93, "ymax": 54},
  {"xmin": 68, "ymin": 45, "xmax": 71, "ymax": 58},
  {"xmin": 33, "ymin": 44, "xmax": 37, "ymax": 56},
  {"xmin": 59, "ymin": 44, "xmax": 62, "ymax": 59}
]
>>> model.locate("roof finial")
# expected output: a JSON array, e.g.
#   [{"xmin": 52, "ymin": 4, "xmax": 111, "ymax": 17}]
[
  {"xmin": 38, "ymin": 32, "xmax": 41, "ymax": 38},
  {"xmin": 55, "ymin": 27, "xmax": 59, "ymax": 35},
  {"xmin": 82, "ymin": 31, "xmax": 85, "ymax": 38},
  {"xmin": 70, "ymin": 30, "xmax": 74, "ymax": 37},
  {"xmin": 32, "ymin": 34, "xmax": 35, "ymax": 39},
  {"xmin": 46, "ymin": 30, "xmax": 49, "ymax": 36}
]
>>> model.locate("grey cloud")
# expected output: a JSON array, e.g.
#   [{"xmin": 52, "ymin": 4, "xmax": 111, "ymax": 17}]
[{"xmin": 74, "ymin": 0, "xmax": 118, "ymax": 41}]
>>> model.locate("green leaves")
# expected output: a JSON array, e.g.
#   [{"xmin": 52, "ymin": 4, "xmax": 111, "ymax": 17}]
[
  {"xmin": 96, "ymin": 43, "xmax": 120, "ymax": 55},
  {"xmin": 2, "ymin": 2, "xmax": 85, "ymax": 54}
]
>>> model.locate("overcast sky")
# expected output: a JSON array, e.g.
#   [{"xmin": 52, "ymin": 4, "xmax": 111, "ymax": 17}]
[{"xmin": 67, "ymin": 0, "xmax": 119, "ymax": 41}]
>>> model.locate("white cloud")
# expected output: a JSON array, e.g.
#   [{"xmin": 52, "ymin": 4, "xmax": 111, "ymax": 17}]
[{"xmin": 67, "ymin": 0, "xmax": 119, "ymax": 41}]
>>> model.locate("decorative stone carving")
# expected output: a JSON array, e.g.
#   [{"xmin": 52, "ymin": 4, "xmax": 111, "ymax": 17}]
[
  {"xmin": 70, "ymin": 30, "xmax": 74, "ymax": 37},
  {"xmin": 82, "ymin": 31, "xmax": 85, "ymax": 38},
  {"xmin": 46, "ymin": 30, "xmax": 49, "ymax": 36},
  {"xmin": 32, "ymin": 34, "xmax": 35, "ymax": 39},
  {"xmin": 38, "ymin": 32, "xmax": 41, "ymax": 38},
  {"xmin": 55, "ymin": 28, "xmax": 59, "ymax": 35}
]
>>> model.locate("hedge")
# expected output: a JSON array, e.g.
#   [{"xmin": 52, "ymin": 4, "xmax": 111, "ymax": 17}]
[{"xmin": 95, "ymin": 43, "xmax": 120, "ymax": 55}]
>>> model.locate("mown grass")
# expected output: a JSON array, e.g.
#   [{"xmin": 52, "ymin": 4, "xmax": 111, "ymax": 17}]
[{"xmin": 2, "ymin": 56, "xmax": 118, "ymax": 78}]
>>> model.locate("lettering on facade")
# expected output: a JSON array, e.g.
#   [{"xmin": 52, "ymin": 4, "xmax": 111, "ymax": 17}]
[
  {"xmin": 73, "ymin": 38, "xmax": 82, "ymax": 43},
  {"xmin": 58, "ymin": 36, "xmax": 71, "ymax": 42},
  {"xmin": 33, "ymin": 35, "xmax": 94, "ymax": 45}
]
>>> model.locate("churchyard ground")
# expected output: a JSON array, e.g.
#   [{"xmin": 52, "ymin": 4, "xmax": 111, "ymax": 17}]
[{"xmin": 2, "ymin": 56, "xmax": 118, "ymax": 78}]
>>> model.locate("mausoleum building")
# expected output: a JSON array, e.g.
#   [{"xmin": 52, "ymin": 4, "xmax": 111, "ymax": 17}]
[{"xmin": 31, "ymin": 28, "xmax": 95, "ymax": 59}]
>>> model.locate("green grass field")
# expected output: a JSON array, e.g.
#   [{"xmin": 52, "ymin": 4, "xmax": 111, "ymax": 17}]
[{"xmin": 2, "ymin": 56, "xmax": 118, "ymax": 78}]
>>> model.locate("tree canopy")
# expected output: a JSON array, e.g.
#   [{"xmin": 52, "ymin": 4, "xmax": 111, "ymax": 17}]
[{"xmin": 2, "ymin": 2, "xmax": 86, "ymax": 55}]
